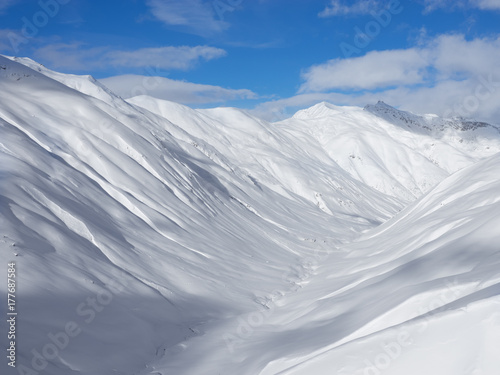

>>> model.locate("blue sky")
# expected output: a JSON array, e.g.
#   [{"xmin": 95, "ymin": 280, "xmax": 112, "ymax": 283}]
[{"xmin": 1, "ymin": 0, "xmax": 500, "ymax": 122}]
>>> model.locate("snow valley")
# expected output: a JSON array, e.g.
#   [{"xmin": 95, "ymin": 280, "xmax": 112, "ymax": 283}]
[{"xmin": 1, "ymin": 54, "xmax": 500, "ymax": 375}]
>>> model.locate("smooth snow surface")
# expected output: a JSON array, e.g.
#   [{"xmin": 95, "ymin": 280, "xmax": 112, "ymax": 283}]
[{"xmin": 1, "ymin": 55, "xmax": 499, "ymax": 375}]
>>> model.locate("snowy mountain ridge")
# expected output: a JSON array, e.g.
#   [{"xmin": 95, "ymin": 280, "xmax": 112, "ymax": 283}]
[
  {"xmin": 283, "ymin": 100, "xmax": 500, "ymax": 201},
  {"xmin": 1, "ymin": 55, "xmax": 500, "ymax": 375},
  {"xmin": 365, "ymin": 100, "xmax": 499, "ymax": 133}
]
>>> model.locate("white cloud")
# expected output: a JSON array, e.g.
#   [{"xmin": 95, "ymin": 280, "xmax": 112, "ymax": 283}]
[
  {"xmin": 422, "ymin": 0, "xmax": 500, "ymax": 12},
  {"xmin": 430, "ymin": 34, "xmax": 500, "ymax": 79},
  {"xmin": 105, "ymin": 46, "xmax": 226, "ymax": 70},
  {"xmin": 99, "ymin": 74, "xmax": 257, "ymax": 105},
  {"xmin": 474, "ymin": 0, "xmax": 500, "ymax": 10},
  {"xmin": 0, "ymin": 0, "xmax": 19, "ymax": 13},
  {"xmin": 257, "ymin": 34, "xmax": 500, "ymax": 124},
  {"xmin": 33, "ymin": 44, "xmax": 107, "ymax": 71},
  {"xmin": 319, "ymin": 0, "xmax": 383, "ymax": 17},
  {"xmin": 300, "ymin": 49, "xmax": 428, "ymax": 92},
  {"xmin": 33, "ymin": 44, "xmax": 226, "ymax": 71},
  {"xmin": 146, "ymin": 0, "xmax": 228, "ymax": 35},
  {"xmin": 421, "ymin": 0, "xmax": 459, "ymax": 12},
  {"xmin": 300, "ymin": 34, "xmax": 500, "ymax": 92}
]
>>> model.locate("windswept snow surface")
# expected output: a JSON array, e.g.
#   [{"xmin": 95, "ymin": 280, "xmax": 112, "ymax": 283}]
[{"xmin": 0, "ymin": 55, "xmax": 499, "ymax": 375}]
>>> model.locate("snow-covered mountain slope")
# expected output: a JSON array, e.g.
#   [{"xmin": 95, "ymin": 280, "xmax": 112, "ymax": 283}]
[
  {"xmin": 128, "ymin": 95, "xmax": 401, "ymax": 218},
  {"xmin": 279, "ymin": 101, "xmax": 500, "ymax": 201},
  {"xmin": 257, "ymin": 152, "xmax": 500, "ymax": 375},
  {"xmin": 0, "ymin": 55, "xmax": 399, "ymax": 375},
  {"xmin": 1, "ymin": 55, "xmax": 499, "ymax": 375},
  {"xmin": 146, "ymin": 152, "xmax": 500, "ymax": 375}
]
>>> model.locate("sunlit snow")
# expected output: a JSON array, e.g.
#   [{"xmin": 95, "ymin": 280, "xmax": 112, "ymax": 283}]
[{"xmin": 1, "ymin": 55, "xmax": 499, "ymax": 375}]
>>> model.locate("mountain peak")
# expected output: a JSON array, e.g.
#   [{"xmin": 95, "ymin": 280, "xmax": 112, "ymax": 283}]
[
  {"xmin": 364, "ymin": 101, "xmax": 436, "ymax": 132},
  {"xmin": 364, "ymin": 100, "xmax": 499, "ymax": 134},
  {"xmin": 373, "ymin": 100, "xmax": 394, "ymax": 109},
  {"xmin": 293, "ymin": 101, "xmax": 355, "ymax": 120},
  {"xmin": 364, "ymin": 100, "xmax": 402, "ymax": 114}
]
